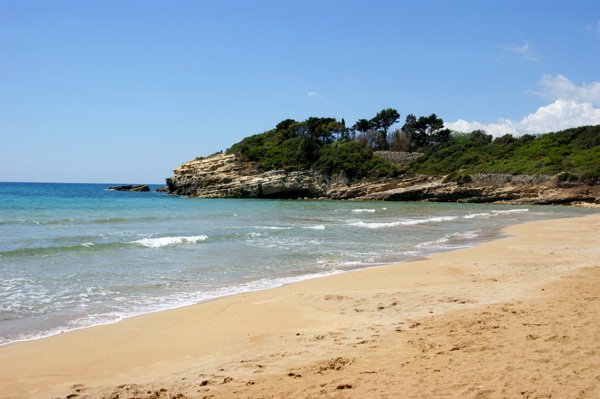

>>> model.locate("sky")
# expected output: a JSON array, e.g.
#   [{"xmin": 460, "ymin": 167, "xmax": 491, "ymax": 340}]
[{"xmin": 1, "ymin": 0, "xmax": 599, "ymax": 183}]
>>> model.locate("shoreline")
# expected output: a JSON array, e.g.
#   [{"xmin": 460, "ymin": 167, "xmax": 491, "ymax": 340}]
[
  {"xmin": 0, "ymin": 216, "xmax": 512, "ymax": 348},
  {"xmin": 1, "ymin": 214, "xmax": 599, "ymax": 398},
  {"xmin": 0, "ymin": 268, "xmax": 347, "ymax": 349}
]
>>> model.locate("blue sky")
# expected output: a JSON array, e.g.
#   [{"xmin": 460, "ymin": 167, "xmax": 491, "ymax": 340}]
[{"xmin": 1, "ymin": 0, "xmax": 599, "ymax": 183}]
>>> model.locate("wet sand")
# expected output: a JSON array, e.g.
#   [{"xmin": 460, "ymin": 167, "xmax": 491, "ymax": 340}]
[{"xmin": 1, "ymin": 214, "xmax": 599, "ymax": 398}]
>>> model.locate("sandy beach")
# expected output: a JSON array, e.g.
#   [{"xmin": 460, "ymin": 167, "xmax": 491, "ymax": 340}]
[{"xmin": 1, "ymin": 214, "xmax": 599, "ymax": 398}]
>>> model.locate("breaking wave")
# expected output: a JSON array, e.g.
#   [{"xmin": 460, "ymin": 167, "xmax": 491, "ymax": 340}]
[
  {"xmin": 131, "ymin": 235, "xmax": 209, "ymax": 248},
  {"xmin": 348, "ymin": 216, "xmax": 458, "ymax": 229}
]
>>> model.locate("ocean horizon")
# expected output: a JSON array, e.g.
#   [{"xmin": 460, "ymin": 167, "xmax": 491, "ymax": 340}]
[{"xmin": 0, "ymin": 182, "xmax": 595, "ymax": 346}]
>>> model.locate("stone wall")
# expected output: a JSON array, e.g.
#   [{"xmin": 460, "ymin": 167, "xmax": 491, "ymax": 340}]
[{"xmin": 373, "ymin": 151, "xmax": 425, "ymax": 164}]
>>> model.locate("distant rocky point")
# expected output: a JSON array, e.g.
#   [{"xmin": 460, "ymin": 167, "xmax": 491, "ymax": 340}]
[
  {"xmin": 108, "ymin": 184, "xmax": 150, "ymax": 192},
  {"xmin": 163, "ymin": 121, "xmax": 600, "ymax": 205},
  {"xmin": 164, "ymin": 153, "xmax": 600, "ymax": 205}
]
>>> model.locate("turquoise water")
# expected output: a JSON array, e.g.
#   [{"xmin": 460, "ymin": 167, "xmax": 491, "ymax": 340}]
[{"xmin": 0, "ymin": 182, "xmax": 595, "ymax": 345}]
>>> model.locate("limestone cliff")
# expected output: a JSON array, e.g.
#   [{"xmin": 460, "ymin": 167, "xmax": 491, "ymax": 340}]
[{"xmin": 165, "ymin": 153, "xmax": 600, "ymax": 205}]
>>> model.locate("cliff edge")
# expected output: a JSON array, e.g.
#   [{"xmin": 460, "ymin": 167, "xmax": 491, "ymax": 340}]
[{"xmin": 165, "ymin": 153, "xmax": 600, "ymax": 205}]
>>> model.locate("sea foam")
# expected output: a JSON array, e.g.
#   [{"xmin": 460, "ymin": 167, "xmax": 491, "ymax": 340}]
[
  {"xmin": 131, "ymin": 235, "xmax": 208, "ymax": 248},
  {"xmin": 463, "ymin": 209, "xmax": 529, "ymax": 219},
  {"xmin": 349, "ymin": 215, "xmax": 458, "ymax": 229},
  {"xmin": 304, "ymin": 224, "xmax": 326, "ymax": 230},
  {"xmin": 352, "ymin": 209, "xmax": 376, "ymax": 213}
]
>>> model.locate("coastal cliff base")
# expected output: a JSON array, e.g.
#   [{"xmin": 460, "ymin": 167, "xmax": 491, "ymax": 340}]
[{"xmin": 166, "ymin": 153, "xmax": 600, "ymax": 205}]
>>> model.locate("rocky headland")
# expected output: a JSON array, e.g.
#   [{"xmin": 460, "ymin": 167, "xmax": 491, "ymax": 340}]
[{"xmin": 165, "ymin": 153, "xmax": 600, "ymax": 205}]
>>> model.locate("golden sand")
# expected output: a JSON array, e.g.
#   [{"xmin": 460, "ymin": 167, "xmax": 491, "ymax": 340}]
[{"xmin": 1, "ymin": 214, "xmax": 599, "ymax": 398}]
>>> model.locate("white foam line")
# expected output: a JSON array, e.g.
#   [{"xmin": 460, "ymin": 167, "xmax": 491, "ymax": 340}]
[
  {"xmin": 463, "ymin": 208, "xmax": 529, "ymax": 219},
  {"xmin": 0, "ymin": 269, "xmax": 344, "ymax": 347},
  {"xmin": 492, "ymin": 209, "xmax": 529, "ymax": 214},
  {"xmin": 254, "ymin": 226, "xmax": 293, "ymax": 230},
  {"xmin": 131, "ymin": 235, "xmax": 208, "ymax": 248},
  {"xmin": 349, "ymin": 215, "xmax": 458, "ymax": 229},
  {"xmin": 303, "ymin": 225, "xmax": 326, "ymax": 230}
]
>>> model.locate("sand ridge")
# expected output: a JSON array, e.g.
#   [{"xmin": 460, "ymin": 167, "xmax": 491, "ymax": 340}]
[{"xmin": 0, "ymin": 214, "xmax": 598, "ymax": 398}]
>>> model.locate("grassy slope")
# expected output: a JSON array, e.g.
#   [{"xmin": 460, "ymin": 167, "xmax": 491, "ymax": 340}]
[
  {"xmin": 409, "ymin": 125, "xmax": 600, "ymax": 180},
  {"xmin": 226, "ymin": 121, "xmax": 600, "ymax": 182}
]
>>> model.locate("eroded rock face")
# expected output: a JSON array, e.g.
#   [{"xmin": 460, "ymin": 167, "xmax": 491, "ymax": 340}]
[
  {"xmin": 165, "ymin": 154, "xmax": 327, "ymax": 198},
  {"xmin": 165, "ymin": 153, "xmax": 600, "ymax": 205}
]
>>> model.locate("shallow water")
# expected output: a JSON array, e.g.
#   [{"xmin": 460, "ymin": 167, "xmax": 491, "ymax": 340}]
[{"xmin": 0, "ymin": 182, "xmax": 595, "ymax": 345}]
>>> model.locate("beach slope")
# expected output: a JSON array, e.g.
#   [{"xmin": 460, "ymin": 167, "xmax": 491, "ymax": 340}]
[{"xmin": 1, "ymin": 214, "xmax": 599, "ymax": 398}]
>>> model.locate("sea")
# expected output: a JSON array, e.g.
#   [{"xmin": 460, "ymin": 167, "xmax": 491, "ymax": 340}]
[{"xmin": 0, "ymin": 182, "xmax": 595, "ymax": 346}]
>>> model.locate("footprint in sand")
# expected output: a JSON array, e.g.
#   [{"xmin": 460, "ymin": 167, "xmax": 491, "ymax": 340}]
[{"xmin": 324, "ymin": 294, "xmax": 350, "ymax": 301}]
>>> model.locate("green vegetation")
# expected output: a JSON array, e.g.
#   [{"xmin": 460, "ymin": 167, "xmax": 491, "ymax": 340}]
[
  {"xmin": 228, "ymin": 114, "xmax": 401, "ymax": 179},
  {"xmin": 226, "ymin": 108, "xmax": 600, "ymax": 182},
  {"xmin": 316, "ymin": 140, "xmax": 398, "ymax": 178},
  {"xmin": 410, "ymin": 125, "xmax": 600, "ymax": 182}
]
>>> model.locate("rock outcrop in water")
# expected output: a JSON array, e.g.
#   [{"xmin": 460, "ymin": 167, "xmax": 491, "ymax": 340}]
[
  {"xmin": 165, "ymin": 153, "xmax": 600, "ymax": 205},
  {"xmin": 108, "ymin": 184, "xmax": 150, "ymax": 192}
]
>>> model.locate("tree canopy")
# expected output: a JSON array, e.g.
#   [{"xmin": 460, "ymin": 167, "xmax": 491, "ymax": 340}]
[
  {"xmin": 225, "ymin": 107, "xmax": 600, "ymax": 182},
  {"xmin": 228, "ymin": 112, "xmax": 401, "ymax": 178}
]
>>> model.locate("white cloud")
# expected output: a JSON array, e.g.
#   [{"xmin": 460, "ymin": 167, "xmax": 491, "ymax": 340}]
[
  {"xmin": 447, "ymin": 99, "xmax": 600, "ymax": 136},
  {"xmin": 587, "ymin": 20, "xmax": 600, "ymax": 33},
  {"xmin": 500, "ymin": 43, "xmax": 540, "ymax": 61},
  {"xmin": 447, "ymin": 75, "xmax": 600, "ymax": 136},
  {"xmin": 307, "ymin": 91, "xmax": 319, "ymax": 97},
  {"xmin": 518, "ymin": 100, "xmax": 600, "ymax": 132},
  {"xmin": 537, "ymin": 74, "xmax": 600, "ymax": 104},
  {"xmin": 447, "ymin": 118, "xmax": 519, "ymax": 137}
]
